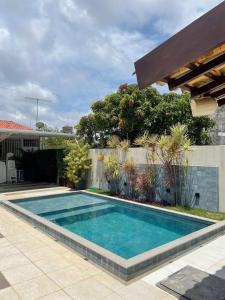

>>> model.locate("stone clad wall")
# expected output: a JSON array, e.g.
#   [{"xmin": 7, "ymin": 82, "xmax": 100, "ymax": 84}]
[
  {"xmin": 185, "ymin": 166, "xmax": 219, "ymax": 212},
  {"xmin": 88, "ymin": 146, "xmax": 225, "ymax": 212}
]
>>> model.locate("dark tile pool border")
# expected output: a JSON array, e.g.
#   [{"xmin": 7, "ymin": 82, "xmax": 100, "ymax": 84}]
[{"xmin": 1, "ymin": 191, "xmax": 225, "ymax": 281}]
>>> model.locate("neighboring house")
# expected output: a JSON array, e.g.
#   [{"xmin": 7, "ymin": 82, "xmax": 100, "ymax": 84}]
[
  {"xmin": 0, "ymin": 120, "xmax": 40, "ymax": 161},
  {"xmin": 0, "ymin": 120, "xmax": 75, "ymax": 184}
]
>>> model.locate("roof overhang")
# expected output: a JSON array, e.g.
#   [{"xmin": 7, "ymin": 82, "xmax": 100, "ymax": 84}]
[
  {"xmin": 134, "ymin": 1, "xmax": 225, "ymax": 113},
  {"xmin": 0, "ymin": 128, "xmax": 76, "ymax": 139}
]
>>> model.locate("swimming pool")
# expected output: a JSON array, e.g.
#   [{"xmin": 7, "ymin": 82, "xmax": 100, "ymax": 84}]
[
  {"xmin": 2, "ymin": 191, "xmax": 223, "ymax": 280},
  {"xmin": 14, "ymin": 192, "xmax": 211, "ymax": 259}
]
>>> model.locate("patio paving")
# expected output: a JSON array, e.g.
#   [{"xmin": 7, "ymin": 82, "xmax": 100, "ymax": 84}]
[{"xmin": 0, "ymin": 188, "xmax": 224, "ymax": 299}]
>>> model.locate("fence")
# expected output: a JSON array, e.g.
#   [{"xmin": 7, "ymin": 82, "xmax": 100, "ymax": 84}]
[{"xmin": 87, "ymin": 146, "xmax": 225, "ymax": 212}]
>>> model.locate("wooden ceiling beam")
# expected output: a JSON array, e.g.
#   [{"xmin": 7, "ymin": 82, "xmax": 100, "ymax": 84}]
[
  {"xmin": 168, "ymin": 53, "xmax": 225, "ymax": 90},
  {"xmin": 191, "ymin": 76, "xmax": 225, "ymax": 98},
  {"xmin": 210, "ymin": 87, "xmax": 225, "ymax": 98},
  {"xmin": 205, "ymin": 72, "xmax": 218, "ymax": 80},
  {"xmin": 187, "ymin": 62, "xmax": 218, "ymax": 80}
]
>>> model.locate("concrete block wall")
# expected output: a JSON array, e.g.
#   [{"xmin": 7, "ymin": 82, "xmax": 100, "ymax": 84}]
[{"xmin": 88, "ymin": 146, "xmax": 225, "ymax": 212}]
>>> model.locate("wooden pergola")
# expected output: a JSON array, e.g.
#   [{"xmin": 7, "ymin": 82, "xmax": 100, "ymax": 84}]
[{"xmin": 134, "ymin": 1, "xmax": 225, "ymax": 115}]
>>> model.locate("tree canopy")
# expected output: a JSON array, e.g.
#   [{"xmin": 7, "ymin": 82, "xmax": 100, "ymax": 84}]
[{"xmin": 75, "ymin": 84, "xmax": 214, "ymax": 147}]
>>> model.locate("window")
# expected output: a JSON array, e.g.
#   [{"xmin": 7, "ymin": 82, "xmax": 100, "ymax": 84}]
[{"xmin": 23, "ymin": 139, "xmax": 39, "ymax": 147}]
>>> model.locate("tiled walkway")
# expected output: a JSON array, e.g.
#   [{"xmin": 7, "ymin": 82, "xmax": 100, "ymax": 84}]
[{"xmin": 0, "ymin": 188, "xmax": 224, "ymax": 299}]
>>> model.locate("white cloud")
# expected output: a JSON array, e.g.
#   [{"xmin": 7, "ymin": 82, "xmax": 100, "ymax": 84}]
[
  {"xmin": 0, "ymin": 82, "xmax": 83, "ymax": 128},
  {"xmin": 0, "ymin": 27, "xmax": 10, "ymax": 48},
  {"xmin": 0, "ymin": 0, "xmax": 223, "ymax": 128},
  {"xmin": 59, "ymin": 0, "xmax": 89, "ymax": 23},
  {"xmin": 30, "ymin": 18, "xmax": 50, "ymax": 43}
]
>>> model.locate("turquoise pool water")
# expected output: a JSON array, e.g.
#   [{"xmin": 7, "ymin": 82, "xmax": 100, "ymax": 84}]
[{"xmin": 14, "ymin": 193, "xmax": 211, "ymax": 259}]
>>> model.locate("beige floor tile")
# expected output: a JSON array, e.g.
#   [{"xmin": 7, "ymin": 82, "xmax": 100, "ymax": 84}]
[
  {"xmin": 0, "ymin": 245, "xmax": 20, "ymax": 258},
  {"xmin": 17, "ymin": 223, "xmax": 38, "ymax": 233},
  {"xmin": 39, "ymin": 290, "xmax": 72, "ymax": 300},
  {"xmin": 72, "ymin": 259, "xmax": 101, "ymax": 275},
  {"xmin": 13, "ymin": 275, "xmax": 60, "ymax": 300},
  {"xmin": 62, "ymin": 252, "xmax": 101, "ymax": 275},
  {"xmin": 22, "ymin": 245, "xmax": 59, "ymax": 262},
  {"xmin": 0, "ymin": 287, "xmax": 20, "ymax": 300},
  {"xmin": 103, "ymin": 293, "xmax": 123, "ymax": 300},
  {"xmin": 34, "ymin": 255, "xmax": 70, "ymax": 273},
  {"xmin": 76, "ymin": 265, "xmax": 101, "ymax": 278},
  {"xmin": 14, "ymin": 239, "xmax": 44, "ymax": 252},
  {"xmin": 6, "ymin": 232, "xmax": 37, "ymax": 244},
  {"xmin": 0, "ymin": 224, "xmax": 29, "ymax": 236},
  {"xmin": 48, "ymin": 242, "xmax": 71, "ymax": 254},
  {"xmin": 0, "ymin": 238, "xmax": 11, "ymax": 248},
  {"xmin": 63, "ymin": 251, "xmax": 87, "ymax": 264},
  {"xmin": 64, "ymin": 277, "xmax": 112, "ymax": 300},
  {"xmin": 116, "ymin": 281, "xmax": 168, "ymax": 300},
  {"xmin": 0, "ymin": 252, "xmax": 30, "ymax": 271},
  {"xmin": 47, "ymin": 266, "xmax": 86, "ymax": 288},
  {"xmin": 93, "ymin": 273, "xmax": 125, "ymax": 291},
  {"xmin": 162, "ymin": 295, "xmax": 177, "ymax": 300},
  {"xmin": 2, "ymin": 263, "xmax": 43, "ymax": 285},
  {"xmin": 31, "ymin": 231, "xmax": 55, "ymax": 244}
]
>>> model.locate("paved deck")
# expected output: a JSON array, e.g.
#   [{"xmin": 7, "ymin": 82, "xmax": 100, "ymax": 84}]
[{"xmin": 0, "ymin": 188, "xmax": 224, "ymax": 299}]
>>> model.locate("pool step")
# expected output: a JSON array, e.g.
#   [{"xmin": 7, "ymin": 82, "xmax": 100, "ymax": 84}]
[
  {"xmin": 0, "ymin": 182, "xmax": 57, "ymax": 193},
  {"xmin": 39, "ymin": 202, "xmax": 109, "ymax": 220},
  {"xmin": 51, "ymin": 204, "xmax": 116, "ymax": 225}
]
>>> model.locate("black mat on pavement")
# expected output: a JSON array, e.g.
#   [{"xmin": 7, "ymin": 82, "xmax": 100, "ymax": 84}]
[{"xmin": 157, "ymin": 265, "xmax": 225, "ymax": 300}]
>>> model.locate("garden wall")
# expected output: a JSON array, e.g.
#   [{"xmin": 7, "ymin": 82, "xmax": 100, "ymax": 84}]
[{"xmin": 87, "ymin": 146, "xmax": 225, "ymax": 212}]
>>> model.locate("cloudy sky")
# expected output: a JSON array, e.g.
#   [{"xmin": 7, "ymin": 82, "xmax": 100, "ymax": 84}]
[{"xmin": 0, "ymin": 0, "xmax": 223, "ymax": 129}]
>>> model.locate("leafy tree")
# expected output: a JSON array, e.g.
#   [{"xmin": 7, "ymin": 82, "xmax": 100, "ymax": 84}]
[{"xmin": 75, "ymin": 84, "xmax": 214, "ymax": 146}]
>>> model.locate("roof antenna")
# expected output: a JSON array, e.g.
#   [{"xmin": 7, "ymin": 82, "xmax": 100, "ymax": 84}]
[{"xmin": 24, "ymin": 97, "xmax": 52, "ymax": 128}]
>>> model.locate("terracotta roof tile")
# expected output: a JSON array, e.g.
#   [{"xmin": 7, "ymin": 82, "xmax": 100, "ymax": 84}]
[{"xmin": 0, "ymin": 120, "xmax": 32, "ymax": 131}]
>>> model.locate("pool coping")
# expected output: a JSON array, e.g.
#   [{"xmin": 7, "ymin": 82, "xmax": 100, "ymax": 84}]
[{"xmin": 1, "ymin": 190, "xmax": 225, "ymax": 281}]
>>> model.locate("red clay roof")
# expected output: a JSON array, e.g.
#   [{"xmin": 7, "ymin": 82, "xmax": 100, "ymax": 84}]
[{"xmin": 0, "ymin": 120, "xmax": 32, "ymax": 131}]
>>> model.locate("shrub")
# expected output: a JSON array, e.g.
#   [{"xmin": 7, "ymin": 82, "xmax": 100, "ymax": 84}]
[
  {"xmin": 107, "ymin": 136, "xmax": 120, "ymax": 148},
  {"xmin": 123, "ymin": 159, "xmax": 138, "ymax": 198},
  {"xmin": 135, "ymin": 124, "xmax": 191, "ymax": 205},
  {"xmin": 103, "ymin": 155, "xmax": 121, "ymax": 194},
  {"xmin": 157, "ymin": 123, "xmax": 191, "ymax": 205},
  {"xmin": 64, "ymin": 141, "xmax": 91, "ymax": 185},
  {"xmin": 136, "ymin": 171, "xmax": 155, "ymax": 201}
]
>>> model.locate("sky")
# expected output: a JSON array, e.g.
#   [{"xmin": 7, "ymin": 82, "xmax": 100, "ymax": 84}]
[{"xmin": 0, "ymin": 0, "xmax": 223, "ymax": 129}]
